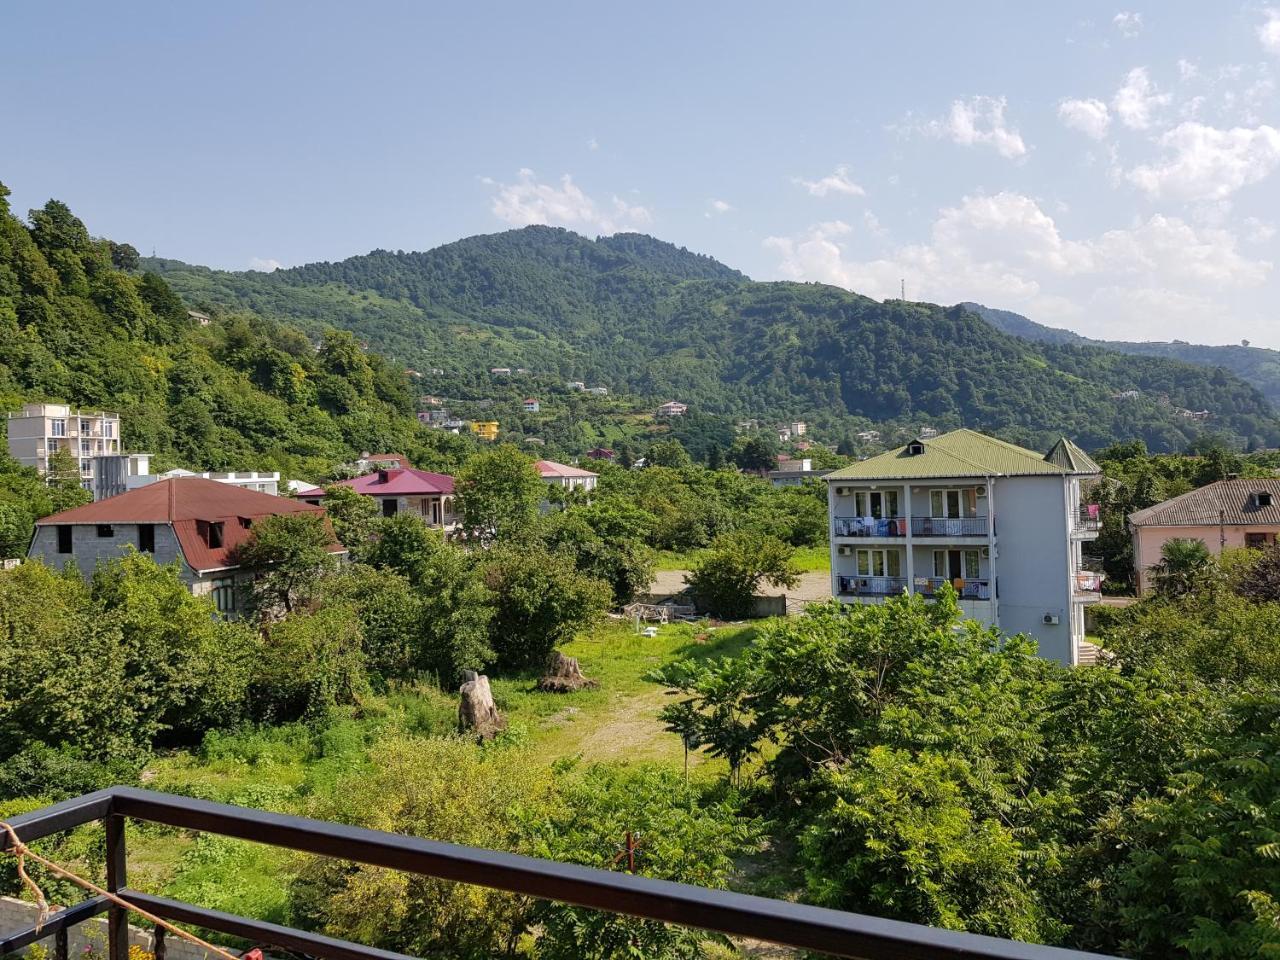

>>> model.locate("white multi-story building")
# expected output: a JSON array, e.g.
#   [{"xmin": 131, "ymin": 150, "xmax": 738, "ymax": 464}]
[
  {"xmin": 824, "ymin": 429, "xmax": 1102, "ymax": 665},
  {"xmin": 6, "ymin": 403, "xmax": 122, "ymax": 490},
  {"xmin": 128, "ymin": 469, "xmax": 281, "ymax": 496}
]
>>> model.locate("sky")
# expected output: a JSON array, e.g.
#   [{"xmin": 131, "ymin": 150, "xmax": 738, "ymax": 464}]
[{"xmin": 4, "ymin": 2, "xmax": 1280, "ymax": 346}]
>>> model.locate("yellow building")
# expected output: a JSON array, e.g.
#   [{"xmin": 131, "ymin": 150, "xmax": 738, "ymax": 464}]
[{"xmin": 468, "ymin": 420, "xmax": 499, "ymax": 442}]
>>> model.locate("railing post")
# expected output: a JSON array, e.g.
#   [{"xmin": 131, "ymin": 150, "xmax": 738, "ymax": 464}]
[
  {"xmin": 106, "ymin": 814, "xmax": 128, "ymax": 960},
  {"xmin": 153, "ymin": 924, "xmax": 166, "ymax": 960},
  {"xmin": 55, "ymin": 927, "xmax": 68, "ymax": 960}
]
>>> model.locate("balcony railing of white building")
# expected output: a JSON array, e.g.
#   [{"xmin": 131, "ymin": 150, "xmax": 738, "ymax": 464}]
[
  {"xmin": 833, "ymin": 517, "xmax": 907, "ymax": 538},
  {"xmin": 837, "ymin": 575, "xmax": 908, "ymax": 596},
  {"xmin": 910, "ymin": 517, "xmax": 988, "ymax": 537},
  {"xmin": 1073, "ymin": 572, "xmax": 1104, "ymax": 595},
  {"xmin": 1074, "ymin": 505, "xmax": 1102, "ymax": 534},
  {"xmin": 916, "ymin": 577, "xmax": 993, "ymax": 600}
]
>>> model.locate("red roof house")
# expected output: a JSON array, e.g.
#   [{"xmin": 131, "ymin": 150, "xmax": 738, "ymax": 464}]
[{"xmin": 315, "ymin": 468, "xmax": 457, "ymax": 527}]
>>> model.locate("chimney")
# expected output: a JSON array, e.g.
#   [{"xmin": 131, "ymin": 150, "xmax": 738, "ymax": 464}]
[{"xmin": 378, "ymin": 469, "xmax": 390, "ymax": 484}]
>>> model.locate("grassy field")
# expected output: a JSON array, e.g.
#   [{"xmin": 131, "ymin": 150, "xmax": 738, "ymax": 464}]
[
  {"xmin": 653, "ymin": 544, "xmax": 830, "ymax": 573},
  {"xmin": 125, "ymin": 619, "xmax": 761, "ymax": 916}
]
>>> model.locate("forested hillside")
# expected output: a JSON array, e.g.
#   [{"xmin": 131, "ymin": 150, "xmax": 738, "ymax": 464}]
[
  {"xmin": 0, "ymin": 182, "xmax": 473, "ymax": 481},
  {"xmin": 965, "ymin": 301, "xmax": 1280, "ymax": 406},
  {"xmin": 148, "ymin": 226, "xmax": 1280, "ymax": 452}
]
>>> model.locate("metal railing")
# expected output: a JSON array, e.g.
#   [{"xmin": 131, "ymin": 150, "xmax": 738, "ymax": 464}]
[
  {"xmin": 1074, "ymin": 572, "xmax": 1104, "ymax": 594},
  {"xmin": 837, "ymin": 575, "xmax": 908, "ymax": 597},
  {"xmin": 833, "ymin": 517, "xmax": 907, "ymax": 538},
  {"xmin": 0, "ymin": 787, "xmax": 1116, "ymax": 960},
  {"xmin": 1074, "ymin": 506, "xmax": 1102, "ymax": 534},
  {"xmin": 910, "ymin": 517, "xmax": 988, "ymax": 537},
  {"xmin": 917, "ymin": 577, "xmax": 993, "ymax": 600}
]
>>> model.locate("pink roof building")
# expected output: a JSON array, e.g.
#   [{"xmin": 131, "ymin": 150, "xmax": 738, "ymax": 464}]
[{"xmin": 316, "ymin": 468, "xmax": 457, "ymax": 527}]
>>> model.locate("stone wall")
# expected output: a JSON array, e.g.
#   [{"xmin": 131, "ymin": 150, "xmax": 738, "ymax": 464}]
[{"xmin": 0, "ymin": 896, "xmax": 216, "ymax": 960}]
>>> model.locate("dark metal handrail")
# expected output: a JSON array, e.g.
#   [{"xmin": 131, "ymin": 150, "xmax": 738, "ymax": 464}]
[
  {"xmin": 1, "ymin": 787, "xmax": 1117, "ymax": 960},
  {"xmin": 833, "ymin": 517, "xmax": 907, "ymax": 538},
  {"xmin": 837, "ymin": 575, "xmax": 908, "ymax": 597}
]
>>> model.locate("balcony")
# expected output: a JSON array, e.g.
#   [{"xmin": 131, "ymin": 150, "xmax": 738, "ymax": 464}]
[
  {"xmin": 833, "ymin": 517, "xmax": 907, "ymax": 538},
  {"xmin": 916, "ymin": 577, "xmax": 993, "ymax": 600},
  {"xmin": 1073, "ymin": 571, "xmax": 1104, "ymax": 597},
  {"xmin": 837, "ymin": 574, "xmax": 908, "ymax": 596},
  {"xmin": 1074, "ymin": 505, "xmax": 1102, "ymax": 536},
  {"xmin": 0, "ymin": 787, "xmax": 1120, "ymax": 960},
  {"xmin": 910, "ymin": 516, "xmax": 988, "ymax": 537}
]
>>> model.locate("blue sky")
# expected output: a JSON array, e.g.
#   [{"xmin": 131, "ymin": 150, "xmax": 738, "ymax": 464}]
[{"xmin": 4, "ymin": 1, "xmax": 1280, "ymax": 345}]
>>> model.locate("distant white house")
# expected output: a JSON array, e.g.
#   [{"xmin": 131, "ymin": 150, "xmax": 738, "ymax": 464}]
[
  {"xmin": 657, "ymin": 401, "xmax": 688, "ymax": 417},
  {"xmin": 536, "ymin": 459, "xmax": 599, "ymax": 494},
  {"xmin": 490, "ymin": 367, "xmax": 512, "ymax": 376},
  {"xmin": 768, "ymin": 458, "xmax": 832, "ymax": 487},
  {"xmin": 586, "ymin": 386, "xmax": 608, "ymax": 396},
  {"xmin": 523, "ymin": 398, "xmax": 541, "ymax": 413},
  {"xmin": 127, "ymin": 468, "xmax": 282, "ymax": 496},
  {"xmin": 856, "ymin": 430, "xmax": 881, "ymax": 443},
  {"xmin": 567, "ymin": 381, "xmax": 586, "ymax": 391}
]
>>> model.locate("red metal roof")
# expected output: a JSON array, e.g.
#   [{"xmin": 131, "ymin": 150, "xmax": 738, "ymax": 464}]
[
  {"xmin": 319, "ymin": 467, "xmax": 455, "ymax": 497},
  {"xmin": 36, "ymin": 477, "xmax": 341, "ymax": 573},
  {"xmin": 535, "ymin": 459, "xmax": 598, "ymax": 479}
]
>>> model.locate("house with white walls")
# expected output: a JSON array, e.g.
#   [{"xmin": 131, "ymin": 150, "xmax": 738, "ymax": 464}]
[{"xmin": 824, "ymin": 428, "xmax": 1102, "ymax": 665}]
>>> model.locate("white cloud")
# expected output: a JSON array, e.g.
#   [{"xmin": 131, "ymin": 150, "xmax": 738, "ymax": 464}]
[
  {"xmin": 1245, "ymin": 216, "xmax": 1277, "ymax": 243},
  {"xmin": 1125, "ymin": 121, "xmax": 1280, "ymax": 200},
  {"xmin": 1113, "ymin": 67, "xmax": 1170, "ymax": 129},
  {"xmin": 763, "ymin": 192, "xmax": 1270, "ymax": 340},
  {"xmin": 793, "ymin": 165, "xmax": 866, "ymax": 197},
  {"xmin": 705, "ymin": 198, "xmax": 733, "ymax": 218},
  {"xmin": 587, "ymin": 137, "xmax": 599, "ymax": 151},
  {"xmin": 483, "ymin": 168, "xmax": 652, "ymax": 234},
  {"xmin": 1259, "ymin": 8, "xmax": 1280, "ymax": 55},
  {"xmin": 1058, "ymin": 98, "xmax": 1111, "ymax": 139},
  {"xmin": 248, "ymin": 257, "xmax": 281, "ymax": 272},
  {"xmin": 925, "ymin": 96, "xmax": 1028, "ymax": 158},
  {"xmin": 1113, "ymin": 11, "xmax": 1143, "ymax": 37}
]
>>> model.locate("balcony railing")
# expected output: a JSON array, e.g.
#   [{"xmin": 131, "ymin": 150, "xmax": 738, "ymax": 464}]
[
  {"xmin": 837, "ymin": 574, "xmax": 908, "ymax": 596},
  {"xmin": 916, "ymin": 577, "xmax": 993, "ymax": 600},
  {"xmin": 1075, "ymin": 505, "xmax": 1102, "ymax": 533},
  {"xmin": 910, "ymin": 516, "xmax": 988, "ymax": 537},
  {"xmin": 1074, "ymin": 572, "xmax": 1104, "ymax": 594},
  {"xmin": 833, "ymin": 517, "xmax": 907, "ymax": 538},
  {"xmin": 0, "ymin": 787, "xmax": 1118, "ymax": 960}
]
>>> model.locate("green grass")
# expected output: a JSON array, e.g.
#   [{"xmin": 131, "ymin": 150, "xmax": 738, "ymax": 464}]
[{"xmin": 654, "ymin": 544, "xmax": 830, "ymax": 573}]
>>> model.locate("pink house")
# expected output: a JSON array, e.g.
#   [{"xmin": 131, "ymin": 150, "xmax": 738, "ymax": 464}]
[
  {"xmin": 311, "ymin": 467, "xmax": 457, "ymax": 528},
  {"xmin": 1128, "ymin": 478, "xmax": 1280, "ymax": 593}
]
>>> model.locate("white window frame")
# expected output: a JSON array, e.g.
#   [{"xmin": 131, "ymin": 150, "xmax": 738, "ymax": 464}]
[
  {"xmin": 854, "ymin": 489, "xmax": 900, "ymax": 519},
  {"xmin": 50, "ymin": 419, "xmax": 66, "ymax": 438},
  {"xmin": 932, "ymin": 549, "xmax": 982, "ymax": 579},
  {"xmin": 856, "ymin": 548, "xmax": 902, "ymax": 578}
]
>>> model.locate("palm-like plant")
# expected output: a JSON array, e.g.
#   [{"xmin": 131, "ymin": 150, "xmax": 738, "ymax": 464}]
[{"xmin": 1149, "ymin": 537, "xmax": 1214, "ymax": 598}]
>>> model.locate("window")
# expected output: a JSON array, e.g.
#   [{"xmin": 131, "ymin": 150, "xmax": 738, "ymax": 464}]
[
  {"xmin": 854, "ymin": 489, "xmax": 900, "ymax": 519},
  {"xmin": 855, "ymin": 548, "xmax": 901, "ymax": 577},
  {"xmin": 80, "ymin": 439, "xmax": 91, "ymax": 455},
  {"xmin": 930, "ymin": 489, "xmax": 964, "ymax": 518},
  {"xmin": 57, "ymin": 526, "xmax": 73, "ymax": 554},
  {"xmin": 1256, "ymin": 492, "xmax": 1273, "ymax": 507},
  {"xmin": 211, "ymin": 578, "xmax": 238, "ymax": 614},
  {"xmin": 80, "ymin": 459, "xmax": 92, "ymax": 475},
  {"xmin": 50, "ymin": 419, "xmax": 66, "ymax": 437},
  {"xmin": 1246, "ymin": 532, "xmax": 1274, "ymax": 549},
  {"xmin": 96, "ymin": 524, "xmax": 113, "ymax": 538},
  {"xmin": 138, "ymin": 523, "xmax": 155, "ymax": 553},
  {"xmin": 103, "ymin": 421, "xmax": 115, "ymax": 438},
  {"xmin": 79, "ymin": 419, "xmax": 90, "ymax": 433},
  {"xmin": 206, "ymin": 522, "xmax": 224, "ymax": 548},
  {"xmin": 382, "ymin": 498, "xmax": 398, "ymax": 518},
  {"xmin": 933, "ymin": 549, "xmax": 981, "ymax": 580}
]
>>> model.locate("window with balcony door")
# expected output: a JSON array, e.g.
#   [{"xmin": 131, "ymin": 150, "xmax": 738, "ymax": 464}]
[
  {"xmin": 80, "ymin": 419, "xmax": 90, "ymax": 433},
  {"xmin": 933, "ymin": 549, "xmax": 980, "ymax": 580},
  {"xmin": 856, "ymin": 548, "xmax": 901, "ymax": 577},
  {"xmin": 104, "ymin": 421, "xmax": 115, "ymax": 438},
  {"xmin": 50, "ymin": 419, "xmax": 66, "ymax": 437},
  {"xmin": 929, "ymin": 488, "xmax": 978, "ymax": 518},
  {"xmin": 80, "ymin": 439, "xmax": 91, "ymax": 455},
  {"xmin": 854, "ymin": 489, "xmax": 899, "ymax": 518}
]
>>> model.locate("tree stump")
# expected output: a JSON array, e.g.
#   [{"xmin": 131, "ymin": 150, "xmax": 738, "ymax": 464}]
[
  {"xmin": 458, "ymin": 672, "xmax": 506, "ymax": 740},
  {"xmin": 536, "ymin": 650, "xmax": 599, "ymax": 693}
]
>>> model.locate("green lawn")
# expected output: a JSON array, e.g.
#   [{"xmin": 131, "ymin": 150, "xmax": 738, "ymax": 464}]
[{"xmin": 654, "ymin": 544, "xmax": 830, "ymax": 573}]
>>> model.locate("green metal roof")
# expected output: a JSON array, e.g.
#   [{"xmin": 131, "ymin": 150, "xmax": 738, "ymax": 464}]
[
  {"xmin": 825, "ymin": 428, "xmax": 1092, "ymax": 481},
  {"xmin": 1044, "ymin": 437, "xmax": 1102, "ymax": 475}
]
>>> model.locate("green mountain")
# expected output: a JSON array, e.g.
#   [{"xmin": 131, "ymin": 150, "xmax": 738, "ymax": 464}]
[
  {"xmin": 963, "ymin": 302, "xmax": 1280, "ymax": 407},
  {"xmin": 0, "ymin": 183, "xmax": 473, "ymax": 481},
  {"xmin": 147, "ymin": 226, "xmax": 1280, "ymax": 453}
]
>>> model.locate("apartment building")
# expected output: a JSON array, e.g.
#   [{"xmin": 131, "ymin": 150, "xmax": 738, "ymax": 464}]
[
  {"xmin": 825, "ymin": 429, "xmax": 1102, "ymax": 665},
  {"xmin": 6, "ymin": 403, "xmax": 122, "ymax": 490}
]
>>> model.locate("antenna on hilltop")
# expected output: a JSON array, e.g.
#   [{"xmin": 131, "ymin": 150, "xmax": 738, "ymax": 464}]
[{"xmin": 900, "ymin": 278, "xmax": 905, "ymax": 300}]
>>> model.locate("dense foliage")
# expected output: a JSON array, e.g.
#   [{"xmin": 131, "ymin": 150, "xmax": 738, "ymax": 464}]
[{"xmin": 147, "ymin": 225, "xmax": 1280, "ymax": 452}]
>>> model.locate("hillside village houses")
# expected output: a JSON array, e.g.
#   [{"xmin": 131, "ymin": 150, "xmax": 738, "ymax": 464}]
[
  {"xmin": 469, "ymin": 420, "xmax": 500, "ymax": 441},
  {"xmin": 657, "ymin": 401, "xmax": 688, "ymax": 417},
  {"xmin": 535, "ymin": 459, "xmax": 598, "ymax": 495},
  {"xmin": 28, "ymin": 477, "xmax": 345, "ymax": 616},
  {"xmin": 523, "ymin": 398, "xmax": 541, "ymax": 412},
  {"xmin": 825, "ymin": 428, "xmax": 1104, "ymax": 666},
  {"xmin": 585, "ymin": 386, "xmax": 608, "ymax": 396},
  {"xmin": 1128, "ymin": 477, "xmax": 1280, "ymax": 593}
]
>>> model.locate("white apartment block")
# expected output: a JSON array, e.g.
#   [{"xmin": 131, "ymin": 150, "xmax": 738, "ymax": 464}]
[
  {"xmin": 6, "ymin": 403, "xmax": 122, "ymax": 490},
  {"xmin": 825, "ymin": 429, "xmax": 1103, "ymax": 666}
]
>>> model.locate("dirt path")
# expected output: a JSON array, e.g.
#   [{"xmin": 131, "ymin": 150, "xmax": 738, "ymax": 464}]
[{"xmin": 649, "ymin": 569, "xmax": 832, "ymax": 612}]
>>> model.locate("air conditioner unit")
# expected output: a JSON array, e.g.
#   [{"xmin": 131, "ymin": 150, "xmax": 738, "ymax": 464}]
[
  {"xmin": 975, "ymin": 485, "xmax": 988, "ymax": 497},
  {"xmin": 835, "ymin": 486, "xmax": 853, "ymax": 496},
  {"xmin": 1042, "ymin": 613, "xmax": 1060, "ymax": 625},
  {"xmin": 980, "ymin": 546, "xmax": 990, "ymax": 559},
  {"xmin": 837, "ymin": 545, "xmax": 854, "ymax": 556}
]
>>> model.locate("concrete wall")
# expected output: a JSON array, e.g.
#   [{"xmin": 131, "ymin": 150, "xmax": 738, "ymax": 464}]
[
  {"xmin": 1132, "ymin": 523, "xmax": 1278, "ymax": 593},
  {"xmin": 0, "ymin": 896, "xmax": 213, "ymax": 960},
  {"xmin": 28, "ymin": 524, "xmax": 189, "ymax": 582},
  {"xmin": 992, "ymin": 475, "xmax": 1075, "ymax": 664}
]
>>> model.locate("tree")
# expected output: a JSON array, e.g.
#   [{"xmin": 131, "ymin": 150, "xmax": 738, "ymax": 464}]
[
  {"xmin": 234, "ymin": 512, "xmax": 339, "ymax": 615},
  {"xmin": 253, "ymin": 604, "xmax": 369, "ymax": 720},
  {"xmin": 647, "ymin": 439, "xmax": 692, "ymax": 469},
  {"xmin": 706, "ymin": 443, "xmax": 725, "ymax": 470},
  {"xmin": 0, "ymin": 501, "xmax": 34, "ymax": 558},
  {"xmin": 481, "ymin": 545, "xmax": 610, "ymax": 670},
  {"xmin": 454, "ymin": 444, "xmax": 543, "ymax": 543},
  {"xmin": 685, "ymin": 531, "xmax": 799, "ymax": 619},
  {"xmin": 1150, "ymin": 537, "xmax": 1215, "ymax": 598},
  {"xmin": 320, "ymin": 484, "xmax": 379, "ymax": 555},
  {"xmin": 108, "ymin": 241, "xmax": 140, "ymax": 272},
  {"xmin": 1233, "ymin": 541, "xmax": 1280, "ymax": 604},
  {"xmin": 731, "ymin": 436, "xmax": 776, "ymax": 474},
  {"xmin": 44, "ymin": 447, "xmax": 91, "ymax": 513},
  {"xmin": 536, "ymin": 509, "xmax": 656, "ymax": 606}
]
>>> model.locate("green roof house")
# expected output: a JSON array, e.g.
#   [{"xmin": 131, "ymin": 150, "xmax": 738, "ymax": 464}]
[{"xmin": 825, "ymin": 429, "xmax": 1102, "ymax": 665}]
